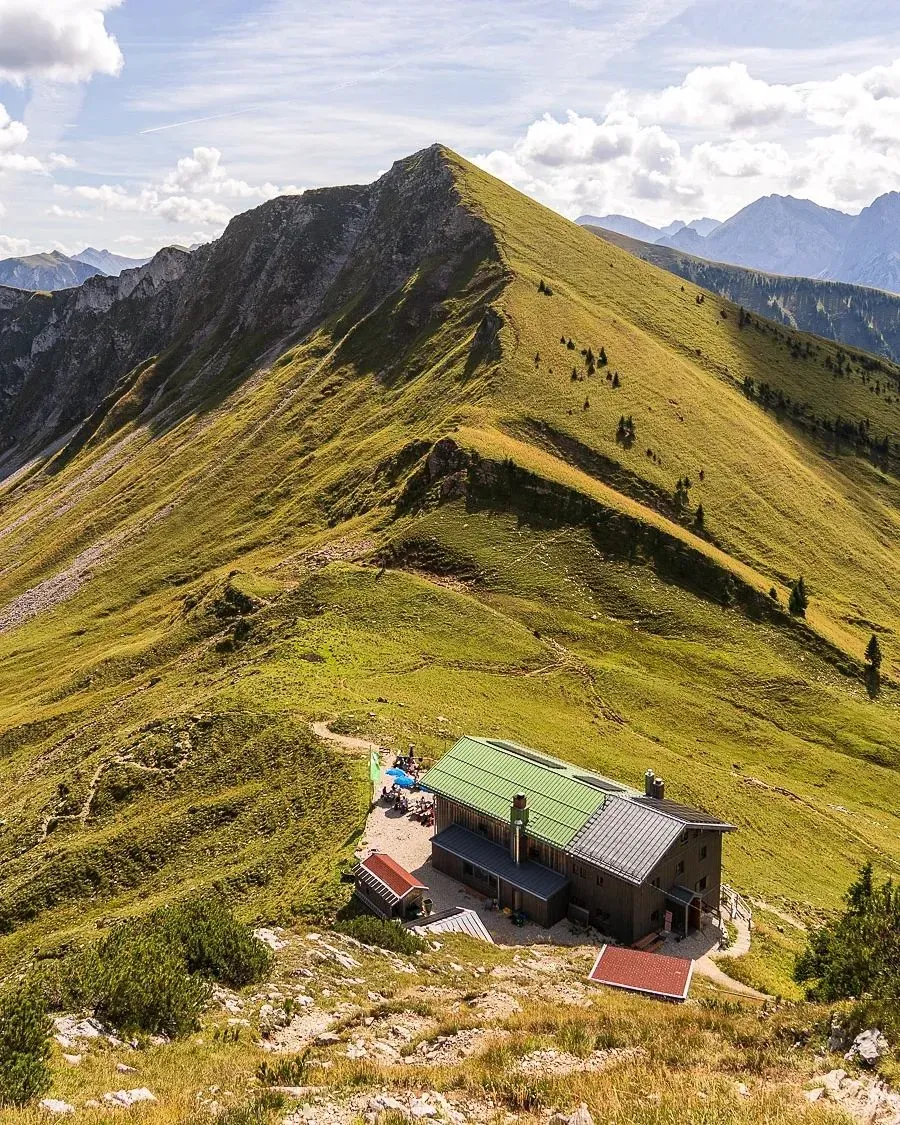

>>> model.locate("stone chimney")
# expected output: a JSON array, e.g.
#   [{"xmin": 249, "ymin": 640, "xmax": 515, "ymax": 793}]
[{"xmin": 644, "ymin": 769, "xmax": 655, "ymax": 797}]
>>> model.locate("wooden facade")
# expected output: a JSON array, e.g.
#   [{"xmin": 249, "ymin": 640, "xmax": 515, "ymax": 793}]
[{"xmin": 432, "ymin": 794, "xmax": 724, "ymax": 943}]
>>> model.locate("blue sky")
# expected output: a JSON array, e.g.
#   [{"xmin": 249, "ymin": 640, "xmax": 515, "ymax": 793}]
[{"xmin": 2, "ymin": 0, "xmax": 900, "ymax": 258}]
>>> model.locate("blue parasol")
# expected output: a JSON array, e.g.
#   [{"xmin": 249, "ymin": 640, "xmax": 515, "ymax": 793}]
[
  {"xmin": 393, "ymin": 773, "xmax": 416, "ymax": 789},
  {"xmin": 385, "ymin": 767, "xmax": 407, "ymax": 778}
]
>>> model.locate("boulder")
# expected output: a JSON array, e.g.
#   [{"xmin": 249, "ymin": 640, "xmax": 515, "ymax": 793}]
[
  {"xmin": 103, "ymin": 1088, "xmax": 157, "ymax": 1107},
  {"xmin": 39, "ymin": 1099, "xmax": 75, "ymax": 1115},
  {"xmin": 845, "ymin": 1029, "xmax": 889, "ymax": 1065}
]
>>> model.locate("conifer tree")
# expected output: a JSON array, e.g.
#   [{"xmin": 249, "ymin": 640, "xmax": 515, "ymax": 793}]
[
  {"xmin": 865, "ymin": 633, "xmax": 882, "ymax": 672},
  {"xmin": 788, "ymin": 576, "xmax": 809, "ymax": 617}
]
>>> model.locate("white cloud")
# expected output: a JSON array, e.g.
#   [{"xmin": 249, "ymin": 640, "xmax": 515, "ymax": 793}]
[
  {"xmin": 0, "ymin": 102, "xmax": 27, "ymax": 151},
  {"xmin": 0, "ymin": 151, "xmax": 44, "ymax": 171},
  {"xmin": 516, "ymin": 110, "xmax": 640, "ymax": 167},
  {"xmin": 0, "ymin": 101, "xmax": 49, "ymax": 172},
  {"xmin": 0, "ymin": 0, "xmax": 123, "ymax": 84},
  {"xmin": 0, "ymin": 233, "xmax": 32, "ymax": 255},
  {"xmin": 691, "ymin": 139, "xmax": 792, "ymax": 179},
  {"xmin": 161, "ymin": 146, "xmax": 299, "ymax": 200},
  {"xmin": 65, "ymin": 146, "xmax": 302, "ymax": 230},
  {"xmin": 47, "ymin": 203, "xmax": 90, "ymax": 218},
  {"xmin": 644, "ymin": 62, "xmax": 802, "ymax": 130},
  {"xmin": 472, "ymin": 55, "xmax": 900, "ymax": 221}
]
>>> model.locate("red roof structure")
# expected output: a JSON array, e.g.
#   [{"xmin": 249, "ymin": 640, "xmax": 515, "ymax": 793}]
[
  {"xmin": 588, "ymin": 944, "xmax": 694, "ymax": 1001},
  {"xmin": 359, "ymin": 852, "xmax": 427, "ymax": 900}
]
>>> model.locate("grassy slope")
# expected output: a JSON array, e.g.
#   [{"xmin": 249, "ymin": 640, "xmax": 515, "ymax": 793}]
[{"xmin": 0, "ymin": 149, "xmax": 898, "ymax": 970}]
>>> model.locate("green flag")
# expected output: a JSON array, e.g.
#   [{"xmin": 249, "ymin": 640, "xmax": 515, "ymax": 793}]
[{"xmin": 369, "ymin": 749, "xmax": 381, "ymax": 785}]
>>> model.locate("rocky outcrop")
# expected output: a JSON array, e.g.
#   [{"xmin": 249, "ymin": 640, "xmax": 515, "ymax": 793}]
[{"xmin": 0, "ymin": 145, "xmax": 498, "ymax": 478}]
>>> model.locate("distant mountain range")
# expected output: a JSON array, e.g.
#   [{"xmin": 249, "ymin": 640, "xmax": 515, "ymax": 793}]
[
  {"xmin": 0, "ymin": 247, "xmax": 151, "ymax": 291},
  {"xmin": 577, "ymin": 214, "xmax": 722, "ymax": 243},
  {"xmin": 585, "ymin": 225, "xmax": 900, "ymax": 367},
  {"xmin": 577, "ymin": 192, "xmax": 900, "ymax": 295}
]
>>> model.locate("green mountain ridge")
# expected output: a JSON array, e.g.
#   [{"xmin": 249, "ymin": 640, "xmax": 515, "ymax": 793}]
[
  {"xmin": 0, "ymin": 145, "xmax": 898, "ymax": 968},
  {"xmin": 587, "ymin": 224, "xmax": 900, "ymax": 367}
]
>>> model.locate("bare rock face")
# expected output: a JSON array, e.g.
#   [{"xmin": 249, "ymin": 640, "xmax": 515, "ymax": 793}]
[{"xmin": 0, "ymin": 145, "xmax": 496, "ymax": 479}]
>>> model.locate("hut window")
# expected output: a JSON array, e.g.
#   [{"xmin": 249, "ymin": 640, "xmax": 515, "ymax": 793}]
[
  {"xmin": 463, "ymin": 861, "xmax": 474, "ymax": 876},
  {"xmin": 675, "ymin": 860, "xmax": 685, "ymax": 876},
  {"xmin": 596, "ymin": 873, "xmax": 604, "ymax": 886},
  {"xmin": 699, "ymin": 844, "xmax": 708, "ymax": 860},
  {"xmin": 696, "ymin": 875, "xmax": 708, "ymax": 892}
]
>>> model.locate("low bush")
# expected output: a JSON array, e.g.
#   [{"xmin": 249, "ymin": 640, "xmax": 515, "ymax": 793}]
[
  {"xmin": 94, "ymin": 924, "xmax": 210, "ymax": 1038},
  {"xmin": 35, "ymin": 895, "xmax": 270, "ymax": 1040},
  {"xmin": 0, "ymin": 981, "xmax": 51, "ymax": 1107},
  {"xmin": 158, "ymin": 897, "xmax": 274, "ymax": 986},
  {"xmin": 335, "ymin": 916, "xmax": 426, "ymax": 955}
]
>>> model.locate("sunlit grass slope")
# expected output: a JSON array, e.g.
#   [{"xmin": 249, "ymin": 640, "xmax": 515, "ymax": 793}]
[
  {"xmin": 0, "ymin": 146, "xmax": 897, "ymax": 964},
  {"xmin": 450, "ymin": 150, "xmax": 900, "ymax": 662}
]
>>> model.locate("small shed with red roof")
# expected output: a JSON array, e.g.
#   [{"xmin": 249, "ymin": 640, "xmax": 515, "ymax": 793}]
[
  {"xmin": 354, "ymin": 851, "xmax": 429, "ymax": 920},
  {"xmin": 588, "ymin": 944, "xmax": 694, "ymax": 1001}
]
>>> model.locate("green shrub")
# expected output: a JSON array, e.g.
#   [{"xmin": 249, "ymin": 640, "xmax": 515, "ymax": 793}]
[
  {"xmin": 335, "ymin": 916, "xmax": 426, "ymax": 955},
  {"xmin": 158, "ymin": 897, "xmax": 273, "ymax": 986},
  {"xmin": 795, "ymin": 863, "xmax": 900, "ymax": 1001},
  {"xmin": 32, "ymin": 896, "xmax": 268, "ymax": 1040},
  {"xmin": 93, "ymin": 924, "xmax": 210, "ymax": 1038},
  {"xmin": 0, "ymin": 981, "xmax": 51, "ymax": 1107}
]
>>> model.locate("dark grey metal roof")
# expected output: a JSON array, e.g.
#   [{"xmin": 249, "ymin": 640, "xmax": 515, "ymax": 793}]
[
  {"xmin": 632, "ymin": 796, "xmax": 735, "ymax": 830},
  {"xmin": 354, "ymin": 864, "xmax": 401, "ymax": 905},
  {"xmin": 568, "ymin": 796, "xmax": 685, "ymax": 885},
  {"xmin": 666, "ymin": 884, "xmax": 700, "ymax": 906},
  {"xmin": 432, "ymin": 825, "xmax": 569, "ymax": 901}
]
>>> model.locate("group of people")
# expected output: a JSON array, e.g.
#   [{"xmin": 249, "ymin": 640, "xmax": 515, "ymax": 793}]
[{"xmin": 393, "ymin": 749, "xmax": 421, "ymax": 782}]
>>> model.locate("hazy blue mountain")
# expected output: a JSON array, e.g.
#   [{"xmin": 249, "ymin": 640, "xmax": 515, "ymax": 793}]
[
  {"xmin": 0, "ymin": 251, "xmax": 104, "ymax": 291},
  {"xmin": 594, "ymin": 191, "xmax": 900, "ymax": 294},
  {"xmin": 575, "ymin": 213, "xmax": 663, "ymax": 241},
  {"xmin": 575, "ymin": 213, "xmax": 721, "ymax": 243},
  {"xmin": 662, "ymin": 195, "xmax": 853, "ymax": 279},
  {"xmin": 74, "ymin": 247, "xmax": 152, "ymax": 275}
]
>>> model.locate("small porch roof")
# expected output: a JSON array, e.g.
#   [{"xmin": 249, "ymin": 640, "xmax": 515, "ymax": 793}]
[
  {"xmin": 665, "ymin": 884, "xmax": 701, "ymax": 907},
  {"xmin": 432, "ymin": 824, "xmax": 569, "ymax": 901}
]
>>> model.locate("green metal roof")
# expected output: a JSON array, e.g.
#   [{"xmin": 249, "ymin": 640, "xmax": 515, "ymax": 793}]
[{"xmin": 420, "ymin": 736, "xmax": 627, "ymax": 848}]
